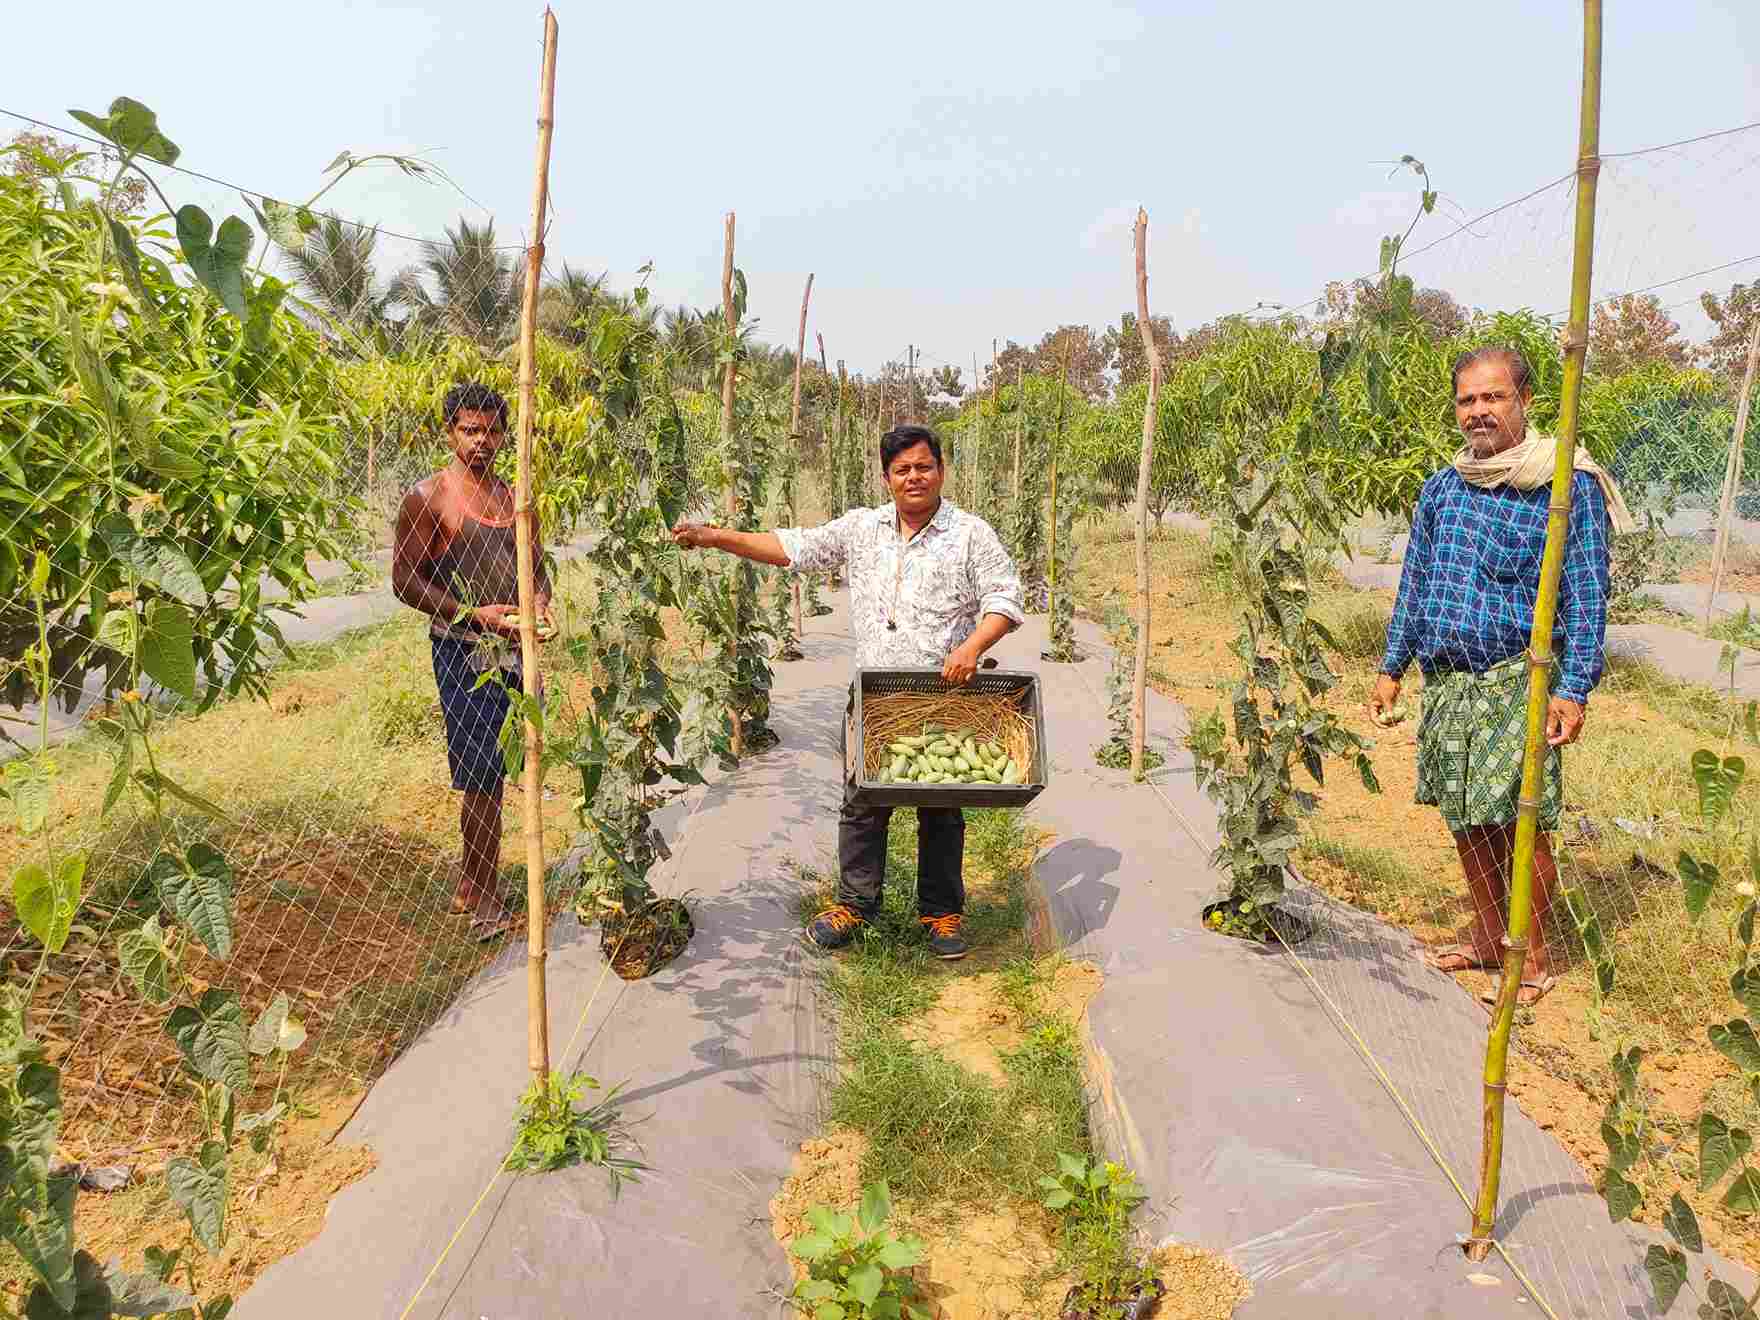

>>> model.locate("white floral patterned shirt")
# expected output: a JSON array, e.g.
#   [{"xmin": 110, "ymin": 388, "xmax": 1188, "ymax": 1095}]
[{"xmin": 778, "ymin": 500, "xmax": 1024, "ymax": 668}]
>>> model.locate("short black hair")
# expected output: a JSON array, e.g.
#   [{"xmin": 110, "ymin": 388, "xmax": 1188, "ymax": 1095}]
[
  {"xmin": 880, "ymin": 424, "xmax": 943, "ymax": 473},
  {"xmin": 1450, "ymin": 346, "xmax": 1533, "ymax": 398},
  {"xmin": 442, "ymin": 381, "xmax": 510, "ymax": 430}
]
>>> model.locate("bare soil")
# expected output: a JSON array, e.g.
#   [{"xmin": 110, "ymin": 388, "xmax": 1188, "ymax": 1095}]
[{"xmin": 1, "ymin": 1087, "xmax": 375, "ymax": 1309}]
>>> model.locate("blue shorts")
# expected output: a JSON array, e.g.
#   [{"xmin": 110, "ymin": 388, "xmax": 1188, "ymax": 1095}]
[{"xmin": 431, "ymin": 634, "xmax": 522, "ymax": 795}]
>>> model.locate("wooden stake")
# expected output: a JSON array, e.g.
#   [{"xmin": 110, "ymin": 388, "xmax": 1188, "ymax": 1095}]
[
  {"xmin": 1049, "ymin": 340, "xmax": 1071, "ymax": 632},
  {"xmin": 719, "ymin": 211, "xmax": 743, "ymax": 757},
  {"xmin": 1467, "ymin": 0, "xmax": 1602, "ymax": 1259},
  {"xmin": 515, "ymin": 6, "xmax": 559, "ymax": 1086},
  {"xmin": 971, "ymin": 352, "xmax": 984, "ymax": 507},
  {"xmin": 790, "ymin": 273, "xmax": 814, "ymax": 641},
  {"xmin": 987, "ymin": 339, "xmax": 998, "ymax": 510},
  {"xmin": 1130, "ymin": 209, "xmax": 1161, "ymax": 782},
  {"xmin": 1706, "ymin": 315, "xmax": 1760, "ymax": 627},
  {"xmin": 1013, "ymin": 362, "xmax": 1024, "ymax": 502}
]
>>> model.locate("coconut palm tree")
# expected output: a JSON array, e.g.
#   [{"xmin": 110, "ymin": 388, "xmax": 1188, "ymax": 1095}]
[
  {"xmin": 389, "ymin": 217, "xmax": 522, "ymax": 348},
  {"xmin": 282, "ymin": 216, "xmax": 390, "ymax": 336},
  {"xmin": 538, "ymin": 263, "xmax": 611, "ymax": 344}
]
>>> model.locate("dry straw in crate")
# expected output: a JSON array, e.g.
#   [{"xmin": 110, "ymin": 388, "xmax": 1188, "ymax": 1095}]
[{"xmin": 860, "ymin": 689, "xmax": 1037, "ymax": 780}]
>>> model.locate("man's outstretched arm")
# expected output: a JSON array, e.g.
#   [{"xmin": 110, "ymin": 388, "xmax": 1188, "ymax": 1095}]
[{"xmin": 671, "ymin": 523, "xmax": 791, "ymax": 567}]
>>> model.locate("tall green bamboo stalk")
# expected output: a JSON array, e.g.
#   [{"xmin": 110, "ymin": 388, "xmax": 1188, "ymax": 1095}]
[
  {"xmin": 1466, "ymin": 0, "xmax": 1603, "ymax": 1260},
  {"xmin": 515, "ymin": 7, "xmax": 560, "ymax": 1085}
]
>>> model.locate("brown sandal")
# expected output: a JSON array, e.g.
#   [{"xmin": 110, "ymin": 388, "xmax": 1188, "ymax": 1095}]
[
  {"xmin": 1479, "ymin": 975, "xmax": 1558, "ymax": 1007},
  {"xmin": 1428, "ymin": 942, "xmax": 1499, "ymax": 973},
  {"xmin": 471, "ymin": 909, "xmax": 518, "ymax": 942}
]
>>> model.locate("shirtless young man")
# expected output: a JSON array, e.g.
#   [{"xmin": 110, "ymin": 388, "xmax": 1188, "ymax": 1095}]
[{"xmin": 391, "ymin": 382, "xmax": 551, "ymax": 939}]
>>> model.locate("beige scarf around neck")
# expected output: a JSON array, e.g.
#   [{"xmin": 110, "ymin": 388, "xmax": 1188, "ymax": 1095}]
[{"xmin": 1451, "ymin": 428, "xmax": 1635, "ymax": 534}]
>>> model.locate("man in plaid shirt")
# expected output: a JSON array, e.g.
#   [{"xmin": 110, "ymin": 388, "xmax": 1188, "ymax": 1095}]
[{"xmin": 1370, "ymin": 346, "xmax": 1628, "ymax": 1006}]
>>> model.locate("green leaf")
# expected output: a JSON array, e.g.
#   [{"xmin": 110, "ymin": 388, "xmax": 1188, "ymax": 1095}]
[
  {"xmin": 875, "ymin": 1237, "xmax": 923, "ymax": 1270},
  {"xmin": 141, "ymin": 1246, "xmax": 179, "ymax": 1282},
  {"xmin": 166, "ymin": 1141, "xmax": 228, "ymax": 1251},
  {"xmin": 249, "ymin": 992, "xmax": 291, "ymax": 1056},
  {"xmin": 789, "ymin": 1231, "xmax": 834, "ymax": 1262},
  {"xmin": 1664, "ymin": 1192, "xmax": 1704, "ymax": 1253},
  {"xmin": 858, "ymin": 1180, "xmax": 891, "ymax": 1236},
  {"xmin": 134, "ymin": 770, "xmax": 229, "ymax": 821},
  {"xmin": 1692, "ymin": 749, "xmax": 1746, "ymax": 821},
  {"xmin": 202, "ymin": 1297, "xmax": 235, "ymax": 1320},
  {"xmin": 151, "ymin": 843, "xmax": 234, "ymax": 959},
  {"xmin": 98, "ymin": 518, "xmax": 205, "ymax": 605},
  {"xmin": 1680, "ymin": 852, "xmax": 1720, "ymax": 920},
  {"xmin": 243, "ymin": 275, "xmax": 290, "ymax": 352},
  {"xmin": 139, "ymin": 598, "xmax": 197, "ymax": 700},
  {"xmin": 1612, "ymin": 1046, "xmax": 1645, "ymax": 1099},
  {"xmin": 236, "ymin": 1102, "xmax": 286, "ymax": 1135},
  {"xmin": 6, "ymin": 1170, "xmax": 76, "ymax": 1312},
  {"xmin": 1645, "ymin": 1244, "xmax": 1689, "ymax": 1311},
  {"xmin": 67, "ymin": 97, "xmax": 180, "ymax": 164},
  {"xmin": 105, "ymin": 217, "xmax": 161, "ymax": 331},
  {"xmin": 1603, "ymin": 1169, "xmax": 1641, "ymax": 1222},
  {"xmin": 101, "ymin": 733, "xmax": 134, "ymax": 819},
  {"xmin": 1701, "ymin": 1113, "xmax": 1753, "ymax": 1191},
  {"xmin": 814, "ymin": 1303, "xmax": 846, "ymax": 1320},
  {"xmin": 105, "ymin": 1261, "xmax": 197, "ymax": 1317},
  {"xmin": 13, "ymin": 854, "xmax": 84, "ymax": 954},
  {"xmin": 847, "ymin": 1264, "xmax": 884, "ymax": 1309},
  {"xmin": 1355, "ymin": 753, "xmax": 1380, "ymax": 794},
  {"xmin": 118, "ymin": 915, "xmax": 175, "ymax": 1004},
  {"xmin": 165, "ymin": 989, "xmax": 249, "ymax": 1092},
  {"xmin": 24, "ymin": 1247, "xmax": 110, "ymax": 1320},
  {"xmin": 174, "ymin": 206, "xmax": 252, "ymax": 319},
  {"xmin": 1726, "ymin": 1166, "xmax": 1760, "ymax": 1215},
  {"xmin": 1704, "ymin": 1278, "xmax": 1760, "ymax": 1320},
  {"xmin": 96, "ymin": 606, "xmax": 137, "ymax": 659},
  {"xmin": 4, "ymin": 759, "xmax": 51, "ymax": 835},
  {"xmin": 1057, "ymin": 1152, "xmax": 1087, "ymax": 1181},
  {"xmin": 1042, "ymin": 1188, "xmax": 1074, "ymax": 1210},
  {"xmin": 1711, "ymin": 1020, "xmax": 1760, "ymax": 1075},
  {"xmin": 1602, "ymin": 1121, "xmax": 1642, "ymax": 1174},
  {"xmin": 796, "ymin": 1279, "xmax": 837, "ymax": 1303},
  {"xmin": 259, "ymin": 199, "xmax": 318, "ymax": 250}
]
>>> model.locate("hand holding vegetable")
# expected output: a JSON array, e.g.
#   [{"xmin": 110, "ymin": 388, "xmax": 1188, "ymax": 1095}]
[{"xmin": 1367, "ymin": 673, "xmax": 1406, "ymax": 727}]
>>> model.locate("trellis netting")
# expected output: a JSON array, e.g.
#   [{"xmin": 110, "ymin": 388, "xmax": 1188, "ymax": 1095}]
[{"xmin": 0, "ymin": 116, "xmax": 616, "ymax": 1214}]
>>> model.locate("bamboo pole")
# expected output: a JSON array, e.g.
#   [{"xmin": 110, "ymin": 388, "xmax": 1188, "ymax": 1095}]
[
  {"xmin": 719, "ymin": 211, "xmax": 743, "ymax": 757},
  {"xmin": 1049, "ymin": 339, "xmax": 1071, "ymax": 635},
  {"xmin": 1705, "ymin": 316, "xmax": 1760, "ymax": 627},
  {"xmin": 987, "ymin": 339, "xmax": 998, "ymax": 512},
  {"xmin": 1466, "ymin": 0, "xmax": 1602, "ymax": 1259},
  {"xmin": 789, "ymin": 273, "xmax": 814, "ymax": 641},
  {"xmin": 514, "ymin": 7, "xmax": 559, "ymax": 1086},
  {"xmin": 1129, "ymin": 210, "xmax": 1161, "ymax": 781},
  {"xmin": 971, "ymin": 352, "xmax": 984, "ymax": 507},
  {"xmin": 1013, "ymin": 362, "xmax": 1024, "ymax": 502}
]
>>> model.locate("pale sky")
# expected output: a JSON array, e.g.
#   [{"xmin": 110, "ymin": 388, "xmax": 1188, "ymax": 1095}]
[{"xmin": 11, "ymin": 1, "xmax": 1760, "ymax": 379}]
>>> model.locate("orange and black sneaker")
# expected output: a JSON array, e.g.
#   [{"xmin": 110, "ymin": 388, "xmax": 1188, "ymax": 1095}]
[
  {"xmin": 920, "ymin": 913, "xmax": 969, "ymax": 961},
  {"xmin": 806, "ymin": 904, "xmax": 867, "ymax": 951}
]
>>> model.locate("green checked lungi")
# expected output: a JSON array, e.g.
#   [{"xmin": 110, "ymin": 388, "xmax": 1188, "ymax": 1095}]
[{"xmin": 1414, "ymin": 654, "xmax": 1562, "ymax": 835}]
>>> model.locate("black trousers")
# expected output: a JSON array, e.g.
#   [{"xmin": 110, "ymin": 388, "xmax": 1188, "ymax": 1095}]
[{"xmin": 838, "ymin": 690, "xmax": 965, "ymax": 918}]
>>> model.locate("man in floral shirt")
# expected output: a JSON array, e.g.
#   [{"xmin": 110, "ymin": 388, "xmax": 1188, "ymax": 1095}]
[{"xmin": 672, "ymin": 424, "xmax": 1023, "ymax": 958}]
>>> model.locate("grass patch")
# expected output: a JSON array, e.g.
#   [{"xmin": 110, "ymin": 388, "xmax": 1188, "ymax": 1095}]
[
  {"xmin": 1313, "ymin": 599, "xmax": 1389, "ymax": 662},
  {"xmin": 1299, "ymin": 833, "xmax": 1456, "ymax": 928},
  {"xmin": 804, "ymin": 807, "xmax": 1096, "ymax": 1205}
]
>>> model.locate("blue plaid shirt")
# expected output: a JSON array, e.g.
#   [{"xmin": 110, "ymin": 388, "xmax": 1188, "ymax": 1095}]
[{"xmin": 1380, "ymin": 468, "xmax": 1610, "ymax": 706}]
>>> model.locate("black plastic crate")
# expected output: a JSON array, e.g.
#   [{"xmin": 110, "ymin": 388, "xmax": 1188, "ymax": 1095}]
[{"xmin": 849, "ymin": 667, "xmax": 1048, "ymax": 809}]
